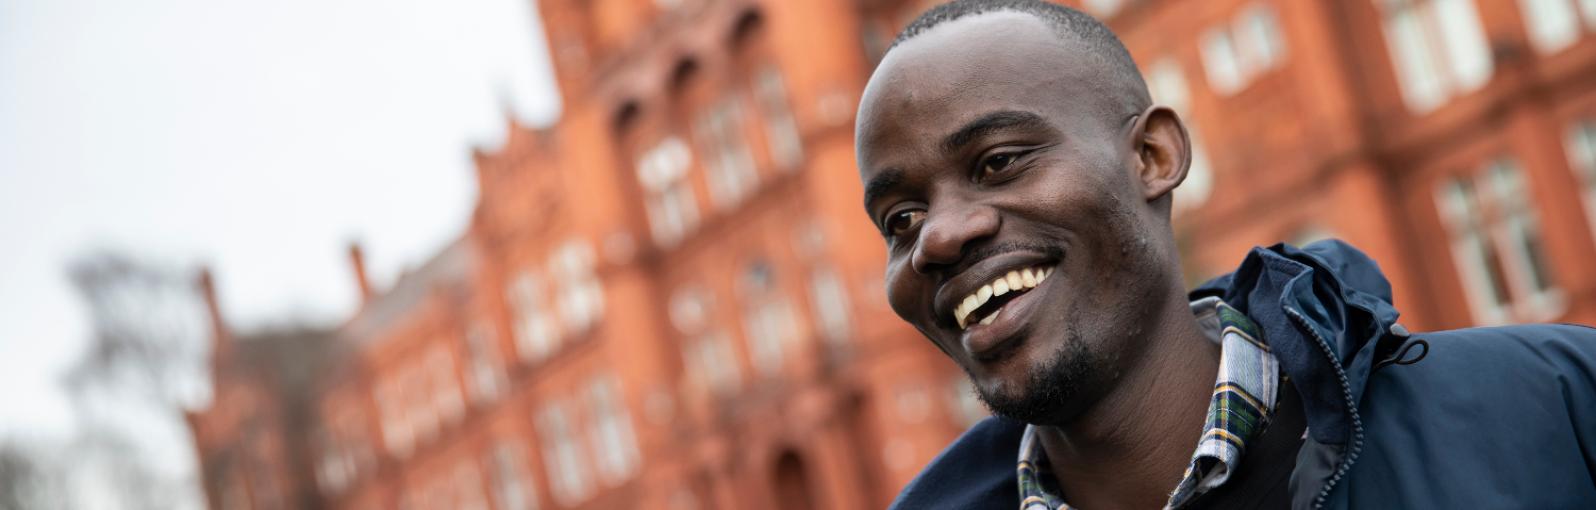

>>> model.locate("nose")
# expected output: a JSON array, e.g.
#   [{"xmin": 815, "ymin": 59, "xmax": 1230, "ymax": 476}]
[{"xmin": 910, "ymin": 200, "xmax": 999, "ymax": 275}]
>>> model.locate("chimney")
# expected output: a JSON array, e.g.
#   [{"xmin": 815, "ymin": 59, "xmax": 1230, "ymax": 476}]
[
  {"xmin": 349, "ymin": 242, "xmax": 373, "ymax": 304},
  {"xmin": 196, "ymin": 266, "xmax": 231, "ymax": 365}
]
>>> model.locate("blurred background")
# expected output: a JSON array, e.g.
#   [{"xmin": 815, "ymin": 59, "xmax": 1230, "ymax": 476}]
[{"xmin": 4, "ymin": 0, "xmax": 1596, "ymax": 508}]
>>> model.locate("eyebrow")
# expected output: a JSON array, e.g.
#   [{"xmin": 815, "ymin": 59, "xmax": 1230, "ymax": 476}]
[
  {"xmin": 862, "ymin": 168, "xmax": 905, "ymax": 211},
  {"xmin": 941, "ymin": 110, "xmax": 1049, "ymax": 153}
]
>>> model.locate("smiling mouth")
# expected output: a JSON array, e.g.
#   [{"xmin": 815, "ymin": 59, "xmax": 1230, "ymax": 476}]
[{"xmin": 953, "ymin": 265, "xmax": 1055, "ymax": 329}]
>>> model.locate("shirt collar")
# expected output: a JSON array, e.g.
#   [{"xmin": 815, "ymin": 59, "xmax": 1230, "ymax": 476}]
[{"xmin": 1015, "ymin": 297, "xmax": 1280, "ymax": 510}]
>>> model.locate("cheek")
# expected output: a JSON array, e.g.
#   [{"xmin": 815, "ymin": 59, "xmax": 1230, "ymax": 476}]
[{"xmin": 883, "ymin": 259, "xmax": 927, "ymax": 323}]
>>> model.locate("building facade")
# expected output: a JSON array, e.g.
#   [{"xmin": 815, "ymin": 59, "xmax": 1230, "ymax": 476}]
[{"xmin": 189, "ymin": 0, "xmax": 1596, "ymax": 508}]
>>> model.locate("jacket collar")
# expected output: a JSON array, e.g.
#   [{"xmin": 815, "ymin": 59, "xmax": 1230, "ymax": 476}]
[{"xmin": 1191, "ymin": 240, "xmax": 1402, "ymax": 446}]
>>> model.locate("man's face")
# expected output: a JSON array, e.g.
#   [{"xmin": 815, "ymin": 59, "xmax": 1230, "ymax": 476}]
[{"xmin": 855, "ymin": 12, "xmax": 1182, "ymax": 424}]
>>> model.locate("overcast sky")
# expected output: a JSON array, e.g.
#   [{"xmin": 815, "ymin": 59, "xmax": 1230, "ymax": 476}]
[{"xmin": 0, "ymin": 0, "xmax": 560, "ymax": 478}]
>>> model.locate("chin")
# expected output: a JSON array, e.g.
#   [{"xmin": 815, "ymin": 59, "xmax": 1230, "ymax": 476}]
[{"xmin": 971, "ymin": 328, "xmax": 1100, "ymax": 426}]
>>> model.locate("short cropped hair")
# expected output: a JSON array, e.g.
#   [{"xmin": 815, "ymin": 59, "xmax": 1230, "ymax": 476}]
[{"xmin": 891, "ymin": 0, "xmax": 1149, "ymax": 109}]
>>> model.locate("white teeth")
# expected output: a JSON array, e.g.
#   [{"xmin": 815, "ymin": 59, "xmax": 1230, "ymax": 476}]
[{"xmin": 954, "ymin": 265, "xmax": 1057, "ymax": 330}]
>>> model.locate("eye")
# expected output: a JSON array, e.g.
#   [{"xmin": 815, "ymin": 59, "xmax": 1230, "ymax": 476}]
[
  {"xmin": 884, "ymin": 209, "xmax": 926, "ymax": 238},
  {"xmin": 979, "ymin": 152, "xmax": 1023, "ymax": 178}
]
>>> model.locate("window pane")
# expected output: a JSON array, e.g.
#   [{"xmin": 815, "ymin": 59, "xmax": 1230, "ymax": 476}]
[
  {"xmin": 697, "ymin": 97, "xmax": 758, "ymax": 208},
  {"xmin": 1440, "ymin": 178, "xmax": 1511, "ymax": 322},
  {"xmin": 1200, "ymin": 28, "xmax": 1244, "ymax": 95},
  {"xmin": 465, "ymin": 322, "xmax": 503, "ymax": 403},
  {"xmin": 1236, "ymin": 4, "xmax": 1287, "ymax": 71},
  {"xmin": 537, "ymin": 403, "xmax": 590, "ymax": 505},
  {"xmin": 1476, "ymin": 232, "xmax": 1515, "ymax": 309},
  {"xmin": 1145, "ymin": 58, "xmax": 1191, "ymax": 113},
  {"xmin": 755, "ymin": 66, "xmax": 803, "ymax": 171},
  {"xmin": 809, "ymin": 267, "xmax": 851, "ymax": 344},
  {"xmin": 1518, "ymin": 0, "xmax": 1581, "ymax": 53},
  {"xmin": 1569, "ymin": 121, "xmax": 1596, "ymax": 236},
  {"xmin": 1567, "ymin": 120, "xmax": 1596, "ymax": 184},
  {"xmin": 639, "ymin": 137, "xmax": 699, "ymax": 245},
  {"xmin": 510, "ymin": 272, "xmax": 558, "ymax": 360},
  {"xmin": 1509, "ymin": 216, "xmax": 1556, "ymax": 293},
  {"xmin": 586, "ymin": 375, "xmax": 640, "ymax": 484},
  {"xmin": 1434, "ymin": 0, "xmax": 1493, "ymax": 91},
  {"xmin": 489, "ymin": 442, "xmax": 537, "ymax": 510},
  {"xmin": 1581, "ymin": 0, "xmax": 1596, "ymax": 27},
  {"xmin": 1383, "ymin": 5, "xmax": 1447, "ymax": 112},
  {"xmin": 1488, "ymin": 161, "xmax": 1558, "ymax": 298}
]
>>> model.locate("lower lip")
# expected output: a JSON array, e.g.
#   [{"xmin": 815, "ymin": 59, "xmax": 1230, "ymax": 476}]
[{"xmin": 959, "ymin": 278, "xmax": 1050, "ymax": 361}]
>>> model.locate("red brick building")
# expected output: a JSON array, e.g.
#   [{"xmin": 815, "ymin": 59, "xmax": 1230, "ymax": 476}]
[{"xmin": 188, "ymin": 0, "xmax": 1596, "ymax": 508}]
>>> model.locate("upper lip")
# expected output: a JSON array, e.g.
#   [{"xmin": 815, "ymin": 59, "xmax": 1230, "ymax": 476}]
[{"xmin": 932, "ymin": 251, "xmax": 1059, "ymax": 330}]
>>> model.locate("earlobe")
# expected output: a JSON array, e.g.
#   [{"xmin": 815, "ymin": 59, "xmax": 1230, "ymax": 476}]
[{"xmin": 1132, "ymin": 106, "xmax": 1192, "ymax": 203}]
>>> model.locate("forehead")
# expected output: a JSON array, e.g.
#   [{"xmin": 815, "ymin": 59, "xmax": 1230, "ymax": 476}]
[{"xmin": 856, "ymin": 11, "xmax": 1105, "ymax": 173}]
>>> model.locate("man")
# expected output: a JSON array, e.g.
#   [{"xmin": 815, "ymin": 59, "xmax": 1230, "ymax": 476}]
[{"xmin": 854, "ymin": 1, "xmax": 1596, "ymax": 508}]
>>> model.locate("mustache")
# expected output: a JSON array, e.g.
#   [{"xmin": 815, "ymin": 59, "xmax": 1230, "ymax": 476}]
[{"xmin": 948, "ymin": 241, "xmax": 1065, "ymax": 276}]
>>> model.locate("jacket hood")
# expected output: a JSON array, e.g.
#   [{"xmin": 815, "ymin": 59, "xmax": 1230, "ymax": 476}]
[{"xmin": 1191, "ymin": 240, "xmax": 1402, "ymax": 445}]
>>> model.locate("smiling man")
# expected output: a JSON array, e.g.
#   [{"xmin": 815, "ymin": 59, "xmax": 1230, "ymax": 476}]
[{"xmin": 856, "ymin": 1, "xmax": 1596, "ymax": 509}]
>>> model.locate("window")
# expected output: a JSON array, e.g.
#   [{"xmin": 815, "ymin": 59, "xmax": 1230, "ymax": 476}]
[
  {"xmin": 1083, "ymin": 0, "xmax": 1125, "ymax": 17},
  {"xmin": 637, "ymin": 137, "xmax": 699, "ymax": 246},
  {"xmin": 1568, "ymin": 119, "xmax": 1596, "ymax": 233},
  {"xmin": 426, "ymin": 346, "xmax": 464, "ymax": 425},
  {"xmin": 510, "ymin": 271, "xmax": 559, "ymax": 361},
  {"xmin": 1379, "ymin": 0, "xmax": 1493, "ymax": 113},
  {"xmin": 316, "ymin": 411, "xmax": 373, "ymax": 495},
  {"xmin": 1199, "ymin": 3, "xmax": 1287, "ymax": 95},
  {"xmin": 452, "ymin": 461, "xmax": 488, "ymax": 510},
  {"xmin": 1200, "ymin": 29, "xmax": 1243, "ymax": 94},
  {"xmin": 807, "ymin": 266, "xmax": 851, "ymax": 344},
  {"xmin": 487, "ymin": 441, "xmax": 538, "ymax": 510},
  {"xmin": 536, "ymin": 402, "xmax": 591, "ymax": 505},
  {"xmin": 585, "ymin": 375, "xmax": 642, "ymax": 485},
  {"xmin": 550, "ymin": 240, "xmax": 605, "ymax": 335},
  {"xmin": 1436, "ymin": 158, "xmax": 1560, "ymax": 325},
  {"xmin": 464, "ymin": 322, "xmax": 505, "ymax": 404},
  {"xmin": 697, "ymin": 97, "xmax": 759, "ymax": 208},
  {"xmin": 376, "ymin": 378, "xmax": 412, "ymax": 457},
  {"xmin": 671, "ymin": 287, "xmax": 742, "ymax": 395},
  {"xmin": 1518, "ymin": 0, "xmax": 1596, "ymax": 53},
  {"xmin": 1519, "ymin": 0, "xmax": 1584, "ymax": 52},
  {"xmin": 754, "ymin": 66, "xmax": 803, "ymax": 171},
  {"xmin": 406, "ymin": 362, "xmax": 438, "ymax": 442},
  {"xmin": 1144, "ymin": 58, "xmax": 1214, "ymax": 209},
  {"xmin": 740, "ymin": 262, "xmax": 800, "ymax": 376}
]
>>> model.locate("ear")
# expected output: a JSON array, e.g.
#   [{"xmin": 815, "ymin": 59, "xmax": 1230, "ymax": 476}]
[{"xmin": 1128, "ymin": 105, "xmax": 1191, "ymax": 204}]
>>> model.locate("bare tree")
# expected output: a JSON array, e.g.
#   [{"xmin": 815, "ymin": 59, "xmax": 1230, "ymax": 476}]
[
  {"xmin": 0, "ymin": 439, "xmax": 72, "ymax": 510},
  {"xmin": 57, "ymin": 249, "xmax": 212, "ymax": 510},
  {"xmin": 61, "ymin": 249, "xmax": 209, "ymax": 410}
]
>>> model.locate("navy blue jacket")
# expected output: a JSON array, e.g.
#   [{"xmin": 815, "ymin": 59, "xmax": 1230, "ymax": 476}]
[{"xmin": 890, "ymin": 240, "xmax": 1596, "ymax": 509}]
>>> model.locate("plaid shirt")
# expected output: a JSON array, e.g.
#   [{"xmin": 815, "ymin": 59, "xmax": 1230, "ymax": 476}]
[{"xmin": 1016, "ymin": 297, "xmax": 1280, "ymax": 510}]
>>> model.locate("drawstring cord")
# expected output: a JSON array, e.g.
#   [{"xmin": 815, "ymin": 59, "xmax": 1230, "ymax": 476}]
[{"xmin": 1372, "ymin": 338, "xmax": 1429, "ymax": 372}]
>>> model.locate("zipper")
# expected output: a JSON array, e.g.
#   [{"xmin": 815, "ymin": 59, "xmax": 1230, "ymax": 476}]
[{"xmin": 1284, "ymin": 308, "xmax": 1365, "ymax": 510}]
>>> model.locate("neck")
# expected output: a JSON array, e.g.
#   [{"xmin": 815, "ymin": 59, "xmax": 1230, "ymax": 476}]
[{"xmin": 1034, "ymin": 286, "xmax": 1220, "ymax": 510}]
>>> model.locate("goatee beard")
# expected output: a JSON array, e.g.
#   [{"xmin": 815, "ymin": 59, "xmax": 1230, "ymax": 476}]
[{"xmin": 972, "ymin": 327, "xmax": 1101, "ymax": 426}]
